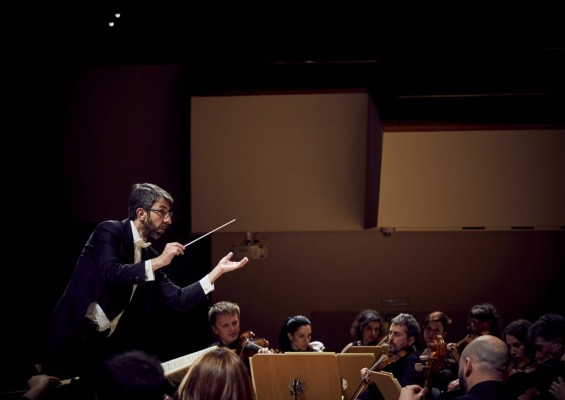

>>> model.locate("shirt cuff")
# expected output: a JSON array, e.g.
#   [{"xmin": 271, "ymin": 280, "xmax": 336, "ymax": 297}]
[
  {"xmin": 200, "ymin": 274, "xmax": 215, "ymax": 295},
  {"xmin": 145, "ymin": 260, "xmax": 155, "ymax": 281}
]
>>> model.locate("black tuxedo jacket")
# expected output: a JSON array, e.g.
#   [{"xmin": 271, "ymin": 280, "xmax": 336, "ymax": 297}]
[{"xmin": 44, "ymin": 219, "xmax": 208, "ymax": 376}]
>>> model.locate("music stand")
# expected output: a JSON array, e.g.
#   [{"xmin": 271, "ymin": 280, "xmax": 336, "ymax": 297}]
[
  {"xmin": 370, "ymin": 371, "xmax": 402, "ymax": 400},
  {"xmin": 342, "ymin": 345, "xmax": 389, "ymax": 360},
  {"xmin": 250, "ymin": 353, "xmax": 342, "ymax": 400},
  {"xmin": 336, "ymin": 353, "xmax": 375, "ymax": 400}
]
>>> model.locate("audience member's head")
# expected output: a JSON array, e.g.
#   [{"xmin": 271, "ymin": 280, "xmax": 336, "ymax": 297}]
[
  {"xmin": 95, "ymin": 349, "xmax": 168, "ymax": 400},
  {"xmin": 458, "ymin": 335, "xmax": 510, "ymax": 394},
  {"xmin": 178, "ymin": 348, "xmax": 255, "ymax": 400},
  {"xmin": 528, "ymin": 313, "xmax": 565, "ymax": 363}
]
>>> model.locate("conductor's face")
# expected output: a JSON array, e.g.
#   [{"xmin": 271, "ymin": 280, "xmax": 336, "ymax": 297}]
[{"xmin": 140, "ymin": 199, "xmax": 172, "ymax": 240}]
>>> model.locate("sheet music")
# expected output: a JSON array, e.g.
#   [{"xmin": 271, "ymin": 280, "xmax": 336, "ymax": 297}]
[{"xmin": 162, "ymin": 346, "xmax": 218, "ymax": 376}]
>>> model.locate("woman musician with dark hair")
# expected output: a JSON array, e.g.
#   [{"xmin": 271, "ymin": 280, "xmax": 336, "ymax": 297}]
[{"xmin": 342, "ymin": 309, "xmax": 388, "ymax": 353}]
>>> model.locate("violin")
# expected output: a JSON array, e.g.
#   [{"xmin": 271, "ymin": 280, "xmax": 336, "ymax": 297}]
[
  {"xmin": 235, "ymin": 330, "xmax": 273, "ymax": 360},
  {"xmin": 350, "ymin": 349, "xmax": 408, "ymax": 400},
  {"xmin": 508, "ymin": 357, "xmax": 538, "ymax": 377}
]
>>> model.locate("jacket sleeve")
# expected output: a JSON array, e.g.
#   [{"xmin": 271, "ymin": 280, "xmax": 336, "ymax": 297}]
[{"xmin": 155, "ymin": 270, "xmax": 208, "ymax": 311}]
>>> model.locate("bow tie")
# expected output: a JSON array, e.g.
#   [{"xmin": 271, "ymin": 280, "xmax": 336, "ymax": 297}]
[{"xmin": 134, "ymin": 239, "xmax": 152, "ymax": 249}]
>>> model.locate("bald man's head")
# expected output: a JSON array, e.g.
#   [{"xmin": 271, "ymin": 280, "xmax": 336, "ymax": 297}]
[{"xmin": 458, "ymin": 335, "xmax": 510, "ymax": 393}]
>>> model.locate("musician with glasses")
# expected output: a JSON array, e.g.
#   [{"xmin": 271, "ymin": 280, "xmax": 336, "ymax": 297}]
[{"xmin": 43, "ymin": 182, "xmax": 249, "ymax": 389}]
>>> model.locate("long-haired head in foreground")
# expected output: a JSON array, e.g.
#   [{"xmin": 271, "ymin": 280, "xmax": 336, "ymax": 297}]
[{"xmin": 178, "ymin": 348, "xmax": 256, "ymax": 400}]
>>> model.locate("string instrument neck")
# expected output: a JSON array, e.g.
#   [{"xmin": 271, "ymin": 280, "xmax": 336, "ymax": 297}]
[{"xmin": 236, "ymin": 330, "xmax": 270, "ymax": 359}]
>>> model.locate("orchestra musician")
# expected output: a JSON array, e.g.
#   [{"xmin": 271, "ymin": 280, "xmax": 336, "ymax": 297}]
[
  {"xmin": 207, "ymin": 301, "xmax": 272, "ymax": 374},
  {"xmin": 356, "ymin": 313, "xmax": 424, "ymax": 400},
  {"xmin": 443, "ymin": 303, "xmax": 503, "ymax": 396},
  {"xmin": 401, "ymin": 335, "xmax": 516, "ymax": 400},
  {"xmin": 420, "ymin": 311, "xmax": 458, "ymax": 395},
  {"xmin": 503, "ymin": 319, "xmax": 537, "ymax": 400},
  {"xmin": 446, "ymin": 302, "xmax": 503, "ymax": 364},
  {"xmin": 277, "ymin": 315, "xmax": 325, "ymax": 352},
  {"xmin": 341, "ymin": 309, "xmax": 388, "ymax": 353}
]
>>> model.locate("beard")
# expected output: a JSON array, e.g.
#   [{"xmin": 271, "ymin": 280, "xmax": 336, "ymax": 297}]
[
  {"xmin": 140, "ymin": 218, "xmax": 169, "ymax": 240},
  {"xmin": 458, "ymin": 369, "xmax": 467, "ymax": 394}
]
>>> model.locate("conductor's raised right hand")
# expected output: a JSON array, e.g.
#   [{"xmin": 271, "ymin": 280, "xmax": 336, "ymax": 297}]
[{"xmin": 152, "ymin": 242, "xmax": 185, "ymax": 271}]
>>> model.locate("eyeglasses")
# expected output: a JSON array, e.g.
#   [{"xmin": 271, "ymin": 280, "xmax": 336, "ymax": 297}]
[{"xmin": 146, "ymin": 209, "xmax": 174, "ymax": 219}]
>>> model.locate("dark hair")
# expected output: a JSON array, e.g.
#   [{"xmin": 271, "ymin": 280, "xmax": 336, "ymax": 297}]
[
  {"xmin": 95, "ymin": 350, "xmax": 167, "ymax": 400},
  {"xmin": 423, "ymin": 311, "xmax": 452, "ymax": 332},
  {"xmin": 469, "ymin": 302, "xmax": 503, "ymax": 337},
  {"xmin": 208, "ymin": 301, "xmax": 241, "ymax": 326},
  {"xmin": 528, "ymin": 313, "xmax": 565, "ymax": 344},
  {"xmin": 503, "ymin": 319, "xmax": 532, "ymax": 353},
  {"xmin": 350, "ymin": 309, "xmax": 386, "ymax": 341},
  {"xmin": 278, "ymin": 315, "xmax": 312, "ymax": 352},
  {"xmin": 128, "ymin": 183, "xmax": 174, "ymax": 220},
  {"xmin": 390, "ymin": 313, "xmax": 421, "ymax": 349}
]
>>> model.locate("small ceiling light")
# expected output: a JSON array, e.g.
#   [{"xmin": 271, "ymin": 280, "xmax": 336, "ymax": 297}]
[
  {"xmin": 108, "ymin": 21, "xmax": 115, "ymax": 27},
  {"xmin": 115, "ymin": 13, "xmax": 121, "ymax": 18}
]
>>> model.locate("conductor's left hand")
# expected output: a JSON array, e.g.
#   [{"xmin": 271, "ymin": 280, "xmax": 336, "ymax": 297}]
[{"xmin": 209, "ymin": 252, "xmax": 249, "ymax": 283}]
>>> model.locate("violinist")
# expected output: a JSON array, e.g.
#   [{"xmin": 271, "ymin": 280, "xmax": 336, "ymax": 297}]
[
  {"xmin": 446, "ymin": 302, "xmax": 503, "ymax": 364},
  {"xmin": 357, "ymin": 313, "xmax": 424, "ymax": 400},
  {"xmin": 341, "ymin": 309, "xmax": 388, "ymax": 353},
  {"xmin": 502, "ymin": 319, "xmax": 537, "ymax": 400},
  {"xmin": 208, "ymin": 301, "xmax": 272, "ymax": 375},
  {"xmin": 277, "ymin": 315, "xmax": 325, "ymax": 352}
]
